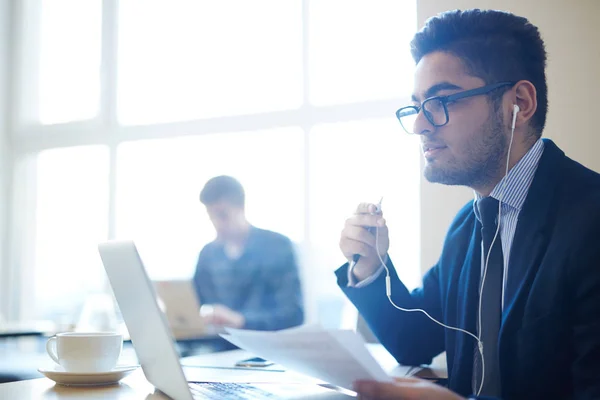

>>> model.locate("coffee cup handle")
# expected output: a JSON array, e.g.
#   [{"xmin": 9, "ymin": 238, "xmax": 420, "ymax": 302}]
[{"xmin": 46, "ymin": 336, "xmax": 60, "ymax": 364}]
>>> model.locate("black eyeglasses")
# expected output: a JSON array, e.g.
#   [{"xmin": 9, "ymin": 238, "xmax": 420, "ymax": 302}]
[{"xmin": 395, "ymin": 82, "xmax": 515, "ymax": 134}]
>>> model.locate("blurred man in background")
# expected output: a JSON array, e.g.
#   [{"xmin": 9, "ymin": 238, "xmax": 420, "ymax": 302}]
[{"xmin": 194, "ymin": 175, "xmax": 304, "ymax": 331}]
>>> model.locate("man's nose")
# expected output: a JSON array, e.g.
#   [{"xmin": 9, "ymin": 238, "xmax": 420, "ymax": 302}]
[{"xmin": 413, "ymin": 109, "xmax": 434, "ymax": 136}]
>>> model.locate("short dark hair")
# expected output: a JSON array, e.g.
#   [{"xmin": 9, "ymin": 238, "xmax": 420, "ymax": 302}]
[
  {"xmin": 200, "ymin": 175, "xmax": 245, "ymax": 207},
  {"xmin": 410, "ymin": 9, "xmax": 548, "ymax": 137}
]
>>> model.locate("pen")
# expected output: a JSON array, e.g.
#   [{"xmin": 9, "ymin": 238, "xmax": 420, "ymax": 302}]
[{"xmin": 350, "ymin": 197, "xmax": 383, "ymax": 268}]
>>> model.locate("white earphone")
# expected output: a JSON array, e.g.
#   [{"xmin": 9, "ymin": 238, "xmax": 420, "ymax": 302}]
[
  {"xmin": 512, "ymin": 104, "xmax": 520, "ymax": 130},
  {"xmin": 375, "ymin": 103, "xmax": 520, "ymax": 396}
]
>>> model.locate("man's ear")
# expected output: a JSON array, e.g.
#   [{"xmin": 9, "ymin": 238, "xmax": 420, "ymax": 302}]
[{"xmin": 513, "ymin": 80, "xmax": 537, "ymax": 129}]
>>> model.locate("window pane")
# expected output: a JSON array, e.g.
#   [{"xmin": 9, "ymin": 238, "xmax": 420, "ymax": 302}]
[
  {"xmin": 309, "ymin": 0, "xmax": 417, "ymax": 105},
  {"xmin": 117, "ymin": 1, "xmax": 303, "ymax": 125},
  {"xmin": 309, "ymin": 118, "xmax": 421, "ymax": 290},
  {"xmin": 38, "ymin": 0, "xmax": 101, "ymax": 124},
  {"xmin": 115, "ymin": 128, "xmax": 305, "ymax": 279},
  {"xmin": 34, "ymin": 146, "xmax": 109, "ymax": 320}
]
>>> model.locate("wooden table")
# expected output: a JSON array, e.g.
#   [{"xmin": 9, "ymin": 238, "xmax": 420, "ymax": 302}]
[{"xmin": 0, "ymin": 345, "xmax": 447, "ymax": 399}]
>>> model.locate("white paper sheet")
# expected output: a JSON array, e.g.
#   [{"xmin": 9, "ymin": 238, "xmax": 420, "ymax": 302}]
[{"xmin": 222, "ymin": 327, "xmax": 392, "ymax": 390}]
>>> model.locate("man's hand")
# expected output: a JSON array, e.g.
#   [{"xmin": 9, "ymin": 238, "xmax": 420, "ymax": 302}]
[
  {"xmin": 200, "ymin": 304, "xmax": 245, "ymax": 328},
  {"xmin": 353, "ymin": 377, "xmax": 466, "ymax": 400},
  {"xmin": 339, "ymin": 202, "xmax": 389, "ymax": 281}
]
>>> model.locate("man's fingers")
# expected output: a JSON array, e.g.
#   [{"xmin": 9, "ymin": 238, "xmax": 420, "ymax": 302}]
[
  {"xmin": 355, "ymin": 202, "xmax": 381, "ymax": 215},
  {"xmin": 354, "ymin": 378, "xmax": 465, "ymax": 400},
  {"xmin": 340, "ymin": 224, "xmax": 389, "ymax": 259},
  {"xmin": 392, "ymin": 377, "xmax": 422, "ymax": 384},
  {"xmin": 355, "ymin": 202, "xmax": 371, "ymax": 214},
  {"xmin": 342, "ymin": 222, "xmax": 388, "ymax": 244},
  {"xmin": 345, "ymin": 214, "xmax": 386, "ymax": 229},
  {"xmin": 343, "ymin": 225, "xmax": 377, "ymax": 248},
  {"xmin": 340, "ymin": 237, "xmax": 372, "ymax": 259},
  {"xmin": 353, "ymin": 380, "xmax": 418, "ymax": 400}
]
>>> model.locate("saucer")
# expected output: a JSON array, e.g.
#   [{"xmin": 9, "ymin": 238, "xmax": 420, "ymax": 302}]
[{"xmin": 38, "ymin": 365, "xmax": 139, "ymax": 386}]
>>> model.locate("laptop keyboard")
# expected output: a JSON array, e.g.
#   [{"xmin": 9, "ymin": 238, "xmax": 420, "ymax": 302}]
[{"xmin": 189, "ymin": 382, "xmax": 277, "ymax": 399}]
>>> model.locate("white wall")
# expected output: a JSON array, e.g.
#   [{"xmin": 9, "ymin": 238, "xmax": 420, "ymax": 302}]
[
  {"xmin": 0, "ymin": 0, "xmax": 11, "ymax": 318},
  {"xmin": 417, "ymin": 0, "xmax": 600, "ymax": 273}
]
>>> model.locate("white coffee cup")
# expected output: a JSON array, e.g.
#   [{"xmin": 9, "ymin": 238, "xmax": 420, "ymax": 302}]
[{"xmin": 46, "ymin": 332, "xmax": 123, "ymax": 373}]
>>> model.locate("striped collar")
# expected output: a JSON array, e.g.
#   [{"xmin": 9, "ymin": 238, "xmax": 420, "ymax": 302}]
[{"xmin": 474, "ymin": 138, "xmax": 545, "ymax": 220}]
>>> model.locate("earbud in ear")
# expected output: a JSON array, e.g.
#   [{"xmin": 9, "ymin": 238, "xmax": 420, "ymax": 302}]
[{"xmin": 511, "ymin": 104, "xmax": 520, "ymax": 131}]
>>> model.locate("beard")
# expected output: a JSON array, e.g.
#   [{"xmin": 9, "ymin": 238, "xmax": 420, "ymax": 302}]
[{"xmin": 424, "ymin": 108, "xmax": 508, "ymax": 188}]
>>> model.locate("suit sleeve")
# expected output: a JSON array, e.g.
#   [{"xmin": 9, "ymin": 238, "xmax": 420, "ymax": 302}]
[
  {"xmin": 568, "ymin": 218, "xmax": 600, "ymax": 399},
  {"xmin": 336, "ymin": 258, "xmax": 445, "ymax": 366},
  {"xmin": 241, "ymin": 238, "xmax": 304, "ymax": 331}
]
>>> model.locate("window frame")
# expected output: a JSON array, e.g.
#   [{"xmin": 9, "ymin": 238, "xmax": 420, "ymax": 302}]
[{"xmin": 5, "ymin": 0, "xmax": 418, "ymax": 322}]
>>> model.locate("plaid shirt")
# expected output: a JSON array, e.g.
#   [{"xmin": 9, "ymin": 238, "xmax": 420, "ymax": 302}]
[{"xmin": 193, "ymin": 226, "xmax": 304, "ymax": 331}]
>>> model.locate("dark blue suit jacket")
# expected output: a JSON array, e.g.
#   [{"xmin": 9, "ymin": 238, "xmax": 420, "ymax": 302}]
[{"xmin": 337, "ymin": 139, "xmax": 600, "ymax": 399}]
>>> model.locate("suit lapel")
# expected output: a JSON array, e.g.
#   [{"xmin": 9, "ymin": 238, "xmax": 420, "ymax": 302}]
[{"xmin": 500, "ymin": 139, "xmax": 564, "ymax": 336}]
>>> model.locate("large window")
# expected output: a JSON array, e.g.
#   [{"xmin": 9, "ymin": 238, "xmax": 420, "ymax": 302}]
[
  {"xmin": 9, "ymin": 0, "xmax": 419, "ymax": 325},
  {"xmin": 308, "ymin": 1, "xmax": 415, "ymax": 105},
  {"xmin": 115, "ymin": 129, "xmax": 305, "ymax": 280},
  {"xmin": 13, "ymin": 146, "xmax": 109, "ymax": 322},
  {"xmin": 117, "ymin": 1, "xmax": 303, "ymax": 124},
  {"xmin": 35, "ymin": 0, "xmax": 102, "ymax": 124}
]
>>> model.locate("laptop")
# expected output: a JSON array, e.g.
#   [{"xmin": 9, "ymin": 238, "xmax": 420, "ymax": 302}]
[
  {"xmin": 154, "ymin": 279, "xmax": 207, "ymax": 339},
  {"xmin": 98, "ymin": 240, "xmax": 353, "ymax": 400}
]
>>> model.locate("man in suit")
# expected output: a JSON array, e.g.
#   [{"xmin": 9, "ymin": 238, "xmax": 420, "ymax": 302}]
[
  {"xmin": 193, "ymin": 175, "xmax": 304, "ymax": 331},
  {"xmin": 337, "ymin": 9, "xmax": 600, "ymax": 400}
]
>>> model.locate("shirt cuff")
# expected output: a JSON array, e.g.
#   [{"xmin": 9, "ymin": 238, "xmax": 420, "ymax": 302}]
[{"xmin": 347, "ymin": 264, "xmax": 385, "ymax": 288}]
